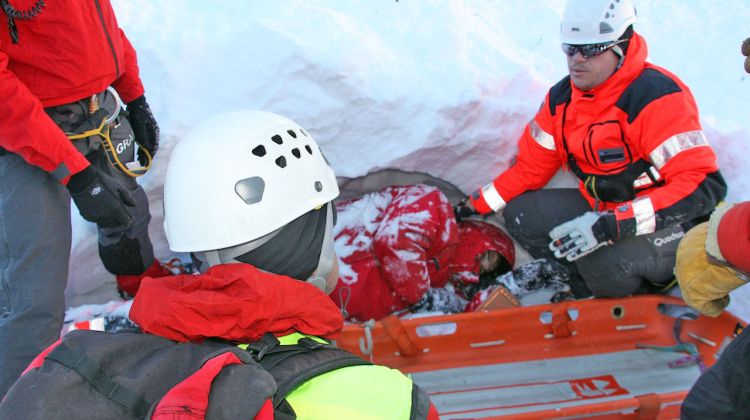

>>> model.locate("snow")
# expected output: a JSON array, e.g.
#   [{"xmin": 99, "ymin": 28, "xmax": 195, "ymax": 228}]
[{"xmin": 66, "ymin": 1, "xmax": 750, "ymax": 320}]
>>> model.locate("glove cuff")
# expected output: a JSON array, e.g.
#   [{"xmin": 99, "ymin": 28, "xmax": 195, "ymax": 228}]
[
  {"xmin": 65, "ymin": 165, "xmax": 97, "ymax": 194},
  {"xmin": 597, "ymin": 212, "xmax": 618, "ymax": 241},
  {"xmin": 127, "ymin": 95, "xmax": 147, "ymax": 108}
]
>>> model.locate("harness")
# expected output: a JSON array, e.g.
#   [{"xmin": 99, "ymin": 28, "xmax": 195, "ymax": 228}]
[
  {"xmin": 44, "ymin": 331, "xmax": 370, "ymax": 420},
  {"xmin": 241, "ymin": 333, "xmax": 372, "ymax": 417},
  {"xmin": 560, "ymin": 101, "xmax": 662, "ymax": 206},
  {"xmin": 65, "ymin": 87, "xmax": 153, "ymax": 177}
]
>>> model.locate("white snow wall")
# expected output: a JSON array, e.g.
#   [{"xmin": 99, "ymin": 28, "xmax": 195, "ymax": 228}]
[{"xmin": 66, "ymin": 1, "xmax": 750, "ymax": 318}]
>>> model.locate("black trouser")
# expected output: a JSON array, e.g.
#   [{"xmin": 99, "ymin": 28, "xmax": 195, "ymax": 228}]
[
  {"xmin": 682, "ymin": 327, "xmax": 750, "ymax": 418},
  {"xmin": 503, "ymin": 189, "xmax": 684, "ymax": 297}
]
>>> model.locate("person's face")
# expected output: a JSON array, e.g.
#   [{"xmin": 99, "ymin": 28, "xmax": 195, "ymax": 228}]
[{"xmin": 566, "ymin": 48, "xmax": 620, "ymax": 91}]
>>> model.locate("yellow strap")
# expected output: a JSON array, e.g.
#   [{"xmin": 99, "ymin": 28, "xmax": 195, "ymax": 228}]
[
  {"xmin": 65, "ymin": 117, "xmax": 108, "ymax": 141},
  {"xmin": 66, "ymin": 117, "xmax": 152, "ymax": 178}
]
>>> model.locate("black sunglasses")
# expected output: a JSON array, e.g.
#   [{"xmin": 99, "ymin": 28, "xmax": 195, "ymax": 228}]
[{"xmin": 561, "ymin": 39, "xmax": 626, "ymax": 59}]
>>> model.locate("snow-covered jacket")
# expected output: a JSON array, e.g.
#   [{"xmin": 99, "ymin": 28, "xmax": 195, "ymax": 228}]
[
  {"xmin": 331, "ymin": 184, "xmax": 515, "ymax": 321},
  {"xmin": 472, "ymin": 32, "xmax": 726, "ymax": 239},
  {"xmin": 331, "ymin": 185, "xmax": 459, "ymax": 321},
  {"xmin": 0, "ymin": 0, "xmax": 144, "ymax": 183}
]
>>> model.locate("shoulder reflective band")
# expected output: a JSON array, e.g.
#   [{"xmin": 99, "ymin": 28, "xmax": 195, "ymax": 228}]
[
  {"xmin": 649, "ymin": 130, "xmax": 709, "ymax": 170},
  {"xmin": 481, "ymin": 182, "xmax": 507, "ymax": 212},
  {"xmin": 632, "ymin": 196, "xmax": 656, "ymax": 235},
  {"xmin": 529, "ymin": 120, "xmax": 556, "ymax": 151}
]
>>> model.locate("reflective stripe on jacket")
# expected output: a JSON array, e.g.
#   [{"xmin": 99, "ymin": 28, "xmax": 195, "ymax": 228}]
[{"xmin": 472, "ymin": 32, "xmax": 726, "ymax": 238}]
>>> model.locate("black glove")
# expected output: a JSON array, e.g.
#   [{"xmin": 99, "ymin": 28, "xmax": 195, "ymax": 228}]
[
  {"xmin": 67, "ymin": 165, "xmax": 136, "ymax": 229},
  {"xmin": 126, "ymin": 95, "xmax": 159, "ymax": 167},
  {"xmin": 743, "ymin": 38, "xmax": 750, "ymax": 74},
  {"xmin": 453, "ymin": 198, "xmax": 478, "ymax": 222}
]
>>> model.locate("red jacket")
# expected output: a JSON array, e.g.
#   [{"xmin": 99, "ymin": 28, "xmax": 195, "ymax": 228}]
[
  {"xmin": 331, "ymin": 185, "xmax": 459, "ymax": 321},
  {"xmin": 472, "ymin": 33, "xmax": 726, "ymax": 238},
  {"xmin": 330, "ymin": 185, "xmax": 516, "ymax": 321},
  {"xmin": 130, "ymin": 263, "xmax": 344, "ymax": 343},
  {"xmin": 0, "ymin": 0, "xmax": 144, "ymax": 183}
]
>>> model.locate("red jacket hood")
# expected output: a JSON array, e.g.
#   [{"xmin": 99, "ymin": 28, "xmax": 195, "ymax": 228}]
[
  {"xmin": 448, "ymin": 220, "xmax": 515, "ymax": 283},
  {"xmin": 130, "ymin": 263, "xmax": 344, "ymax": 343}
]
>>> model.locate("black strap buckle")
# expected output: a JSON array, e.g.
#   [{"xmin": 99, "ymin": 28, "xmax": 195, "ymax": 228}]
[{"xmin": 245, "ymin": 333, "xmax": 280, "ymax": 361}]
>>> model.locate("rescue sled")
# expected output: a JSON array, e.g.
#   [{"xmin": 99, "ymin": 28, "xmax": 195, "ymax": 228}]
[{"xmin": 336, "ymin": 295, "xmax": 742, "ymax": 419}]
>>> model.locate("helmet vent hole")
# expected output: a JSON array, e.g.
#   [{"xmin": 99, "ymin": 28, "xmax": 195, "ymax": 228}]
[
  {"xmin": 287, "ymin": 130, "xmax": 297, "ymax": 138},
  {"xmin": 252, "ymin": 145, "xmax": 266, "ymax": 157},
  {"xmin": 305, "ymin": 145, "xmax": 313, "ymax": 155},
  {"xmin": 272, "ymin": 135, "xmax": 283, "ymax": 145},
  {"xmin": 300, "ymin": 129, "xmax": 309, "ymax": 137},
  {"xmin": 315, "ymin": 181, "xmax": 323, "ymax": 192},
  {"xmin": 292, "ymin": 148, "xmax": 301, "ymax": 159},
  {"xmin": 275, "ymin": 156, "xmax": 287, "ymax": 168}
]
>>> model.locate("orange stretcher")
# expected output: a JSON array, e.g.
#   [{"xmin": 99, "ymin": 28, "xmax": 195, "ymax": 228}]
[{"xmin": 335, "ymin": 295, "xmax": 742, "ymax": 419}]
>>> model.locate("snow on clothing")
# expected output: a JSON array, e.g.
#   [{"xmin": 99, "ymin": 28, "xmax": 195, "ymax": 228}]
[
  {"xmin": 0, "ymin": 0, "xmax": 143, "ymax": 181},
  {"xmin": 331, "ymin": 184, "xmax": 514, "ymax": 321},
  {"xmin": 471, "ymin": 32, "xmax": 726, "ymax": 240},
  {"xmin": 130, "ymin": 264, "xmax": 439, "ymax": 419},
  {"xmin": 0, "ymin": 1, "xmax": 155, "ymax": 397},
  {"xmin": 465, "ymin": 259, "xmax": 571, "ymax": 311}
]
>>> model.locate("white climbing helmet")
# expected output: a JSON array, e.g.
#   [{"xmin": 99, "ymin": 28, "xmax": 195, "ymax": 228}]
[
  {"xmin": 560, "ymin": 0, "xmax": 637, "ymax": 45},
  {"xmin": 164, "ymin": 110, "xmax": 339, "ymax": 253}
]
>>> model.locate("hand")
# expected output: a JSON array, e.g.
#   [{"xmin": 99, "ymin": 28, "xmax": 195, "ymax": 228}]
[
  {"xmin": 126, "ymin": 95, "xmax": 159, "ymax": 167},
  {"xmin": 676, "ymin": 222, "xmax": 747, "ymax": 317},
  {"xmin": 67, "ymin": 165, "xmax": 136, "ymax": 229},
  {"xmin": 743, "ymin": 38, "xmax": 750, "ymax": 73},
  {"xmin": 548, "ymin": 211, "xmax": 616, "ymax": 262},
  {"xmin": 453, "ymin": 198, "xmax": 478, "ymax": 222}
]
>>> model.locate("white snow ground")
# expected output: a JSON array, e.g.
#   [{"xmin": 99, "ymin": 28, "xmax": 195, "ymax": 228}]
[{"xmin": 65, "ymin": 1, "xmax": 750, "ymax": 320}]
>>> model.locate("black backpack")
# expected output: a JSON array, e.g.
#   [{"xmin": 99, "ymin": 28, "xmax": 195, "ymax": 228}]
[{"xmin": 0, "ymin": 330, "xmax": 369, "ymax": 419}]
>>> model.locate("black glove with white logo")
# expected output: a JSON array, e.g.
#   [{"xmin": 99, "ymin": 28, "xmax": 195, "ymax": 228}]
[
  {"xmin": 67, "ymin": 165, "xmax": 135, "ymax": 229},
  {"xmin": 126, "ymin": 95, "xmax": 159, "ymax": 167}
]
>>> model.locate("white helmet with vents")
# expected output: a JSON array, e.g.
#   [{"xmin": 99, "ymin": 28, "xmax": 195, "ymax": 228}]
[
  {"xmin": 164, "ymin": 110, "xmax": 339, "ymax": 253},
  {"xmin": 560, "ymin": 0, "xmax": 637, "ymax": 45}
]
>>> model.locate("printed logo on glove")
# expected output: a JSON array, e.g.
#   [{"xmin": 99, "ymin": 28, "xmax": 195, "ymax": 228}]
[
  {"xmin": 126, "ymin": 95, "xmax": 160, "ymax": 167},
  {"xmin": 548, "ymin": 211, "xmax": 617, "ymax": 262}
]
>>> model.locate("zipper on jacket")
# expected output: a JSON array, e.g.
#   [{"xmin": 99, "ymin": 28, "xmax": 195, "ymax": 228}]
[{"xmin": 93, "ymin": 0, "xmax": 120, "ymax": 78}]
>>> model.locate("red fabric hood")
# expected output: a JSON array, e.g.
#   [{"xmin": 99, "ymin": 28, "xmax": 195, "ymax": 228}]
[
  {"xmin": 130, "ymin": 264, "xmax": 344, "ymax": 343},
  {"xmin": 448, "ymin": 220, "xmax": 515, "ymax": 283}
]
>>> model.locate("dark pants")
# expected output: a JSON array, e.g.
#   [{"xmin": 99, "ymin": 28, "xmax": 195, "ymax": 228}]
[
  {"xmin": 0, "ymin": 90, "xmax": 155, "ymax": 396},
  {"xmin": 503, "ymin": 189, "xmax": 683, "ymax": 297},
  {"xmin": 682, "ymin": 327, "xmax": 750, "ymax": 418}
]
